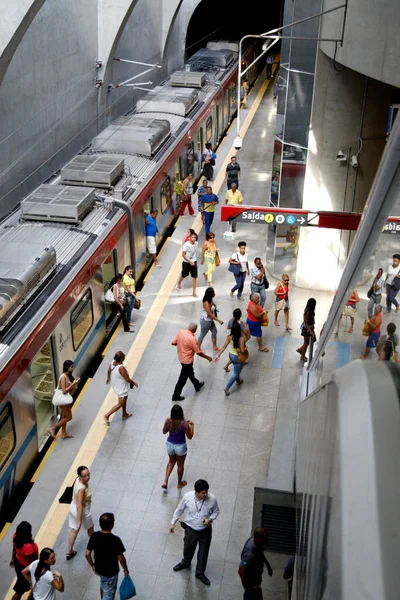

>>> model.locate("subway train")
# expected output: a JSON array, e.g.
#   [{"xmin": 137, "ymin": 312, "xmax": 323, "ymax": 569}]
[
  {"xmin": 0, "ymin": 42, "xmax": 259, "ymax": 520},
  {"xmin": 293, "ymin": 360, "xmax": 399, "ymax": 599}
]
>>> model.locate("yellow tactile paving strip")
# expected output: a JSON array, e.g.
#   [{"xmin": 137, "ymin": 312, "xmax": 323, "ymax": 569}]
[{"xmin": 4, "ymin": 66, "xmax": 275, "ymax": 599}]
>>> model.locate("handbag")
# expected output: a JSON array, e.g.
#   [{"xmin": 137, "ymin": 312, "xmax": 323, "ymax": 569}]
[
  {"xmin": 119, "ymin": 575, "xmax": 136, "ymax": 599},
  {"xmin": 237, "ymin": 347, "xmax": 249, "ymax": 363},
  {"xmin": 261, "ymin": 310, "xmax": 269, "ymax": 327},
  {"xmin": 58, "ymin": 477, "xmax": 78, "ymax": 504},
  {"xmin": 105, "ymin": 287, "xmax": 114, "ymax": 302},
  {"xmin": 392, "ymin": 276, "xmax": 400, "ymax": 290},
  {"xmin": 228, "ymin": 253, "xmax": 241, "ymax": 276},
  {"xmin": 52, "ymin": 387, "xmax": 73, "ymax": 407},
  {"xmin": 133, "ymin": 295, "xmax": 141, "ymax": 310},
  {"xmin": 366, "ymin": 286, "xmax": 373, "ymax": 299},
  {"xmin": 343, "ymin": 304, "xmax": 356, "ymax": 318},
  {"xmin": 264, "ymin": 277, "xmax": 269, "ymax": 290},
  {"xmin": 275, "ymin": 299, "xmax": 286, "ymax": 311},
  {"xmin": 215, "ymin": 252, "xmax": 221, "ymax": 267},
  {"xmin": 362, "ymin": 320, "xmax": 371, "ymax": 336}
]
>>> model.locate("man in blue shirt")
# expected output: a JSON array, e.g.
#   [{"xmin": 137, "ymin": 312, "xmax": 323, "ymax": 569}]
[
  {"xmin": 238, "ymin": 528, "xmax": 273, "ymax": 599},
  {"xmin": 145, "ymin": 209, "xmax": 161, "ymax": 267},
  {"xmin": 197, "ymin": 178, "xmax": 208, "ymax": 223},
  {"xmin": 201, "ymin": 186, "xmax": 219, "ymax": 235}
]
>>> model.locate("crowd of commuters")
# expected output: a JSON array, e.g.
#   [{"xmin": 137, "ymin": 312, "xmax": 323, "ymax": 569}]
[{"xmin": 14, "ymin": 123, "xmax": 400, "ymax": 600}]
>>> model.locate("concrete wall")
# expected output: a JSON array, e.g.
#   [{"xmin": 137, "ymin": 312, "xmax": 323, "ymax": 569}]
[
  {"xmin": 319, "ymin": 0, "xmax": 400, "ymax": 87},
  {"xmin": 296, "ymin": 50, "xmax": 391, "ymax": 290},
  {"xmin": 0, "ymin": 0, "xmax": 99, "ymax": 216}
]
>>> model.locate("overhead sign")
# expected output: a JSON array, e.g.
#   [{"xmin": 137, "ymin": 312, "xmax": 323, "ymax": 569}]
[
  {"xmin": 221, "ymin": 205, "xmax": 308, "ymax": 226},
  {"xmin": 383, "ymin": 221, "xmax": 400, "ymax": 234}
]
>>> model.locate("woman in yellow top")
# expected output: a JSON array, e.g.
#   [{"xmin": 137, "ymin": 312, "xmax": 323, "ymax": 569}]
[
  {"xmin": 201, "ymin": 232, "xmax": 219, "ymax": 286},
  {"xmin": 67, "ymin": 466, "xmax": 94, "ymax": 560},
  {"xmin": 122, "ymin": 265, "xmax": 136, "ymax": 327}
]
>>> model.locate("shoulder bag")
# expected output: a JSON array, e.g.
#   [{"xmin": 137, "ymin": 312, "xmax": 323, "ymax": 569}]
[
  {"xmin": 393, "ymin": 275, "xmax": 400, "ymax": 290},
  {"xmin": 105, "ymin": 286, "xmax": 115, "ymax": 302},
  {"xmin": 366, "ymin": 286, "xmax": 373, "ymax": 299},
  {"xmin": 52, "ymin": 377, "xmax": 73, "ymax": 407},
  {"xmin": 215, "ymin": 252, "xmax": 221, "ymax": 267},
  {"xmin": 58, "ymin": 477, "xmax": 78, "ymax": 504},
  {"xmin": 237, "ymin": 347, "xmax": 249, "ymax": 363},
  {"xmin": 228, "ymin": 253, "xmax": 241, "ymax": 276},
  {"xmin": 133, "ymin": 295, "xmax": 141, "ymax": 310}
]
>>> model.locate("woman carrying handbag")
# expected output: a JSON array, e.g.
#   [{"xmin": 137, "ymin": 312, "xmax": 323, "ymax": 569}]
[
  {"xmin": 49, "ymin": 360, "xmax": 80, "ymax": 440},
  {"xmin": 274, "ymin": 274, "xmax": 291, "ymax": 330},
  {"xmin": 106, "ymin": 274, "xmax": 134, "ymax": 333}
]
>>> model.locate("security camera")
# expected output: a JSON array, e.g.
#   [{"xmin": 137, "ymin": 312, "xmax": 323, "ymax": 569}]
[
  {"xmin": 336, "ymin": 150, "xmax": 347, "ymax": 161},
  {"xmin": 234, "ymin": 136, "xmax": 242, "ymax": 150},
  {"xmin": 350, "ymin": 155, "xmax": 359, "ymax": 168}
]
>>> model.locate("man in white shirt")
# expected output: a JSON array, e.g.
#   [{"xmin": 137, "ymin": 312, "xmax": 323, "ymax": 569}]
[
  {"xmin": 170, "ymin": 479, "xmax": 220, "ymax": 586},
  {"xmin": 385, "ymin": 254, "xmax": 400, "ymax": 313},
  {"xmin": 177, "ymin": 232, "xmax": 198, "ymax": 297}
]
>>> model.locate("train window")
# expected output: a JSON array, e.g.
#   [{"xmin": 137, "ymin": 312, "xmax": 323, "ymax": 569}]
[
  {"xmin": 206, "ymin": 116, "xmax": 212, "ymax": 142},
  {"xmin": 71, "ymin": 289, "xmax": 94, "ymax": 351},
  {"xmin": 160, "ymin": 176, "xmax": 171, "ymax": 213},
  {"xmin": 0, "ymin": 404, "xmax": 16, "ymax": 470}
]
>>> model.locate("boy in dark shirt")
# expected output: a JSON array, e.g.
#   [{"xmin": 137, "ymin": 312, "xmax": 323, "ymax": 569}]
[
  {"xmin": 86, "ymin": 513, "xmax": 129, "ymax": 600},
  {"xmin": 238, "ymin": 528, "xmax": 273, "ymax": 599}
]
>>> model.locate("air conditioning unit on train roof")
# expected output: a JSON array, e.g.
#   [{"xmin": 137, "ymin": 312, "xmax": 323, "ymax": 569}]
[
  {"xmin": 136, "ymin": 87, "xmax": 199, "ymax": 116},
  {"xmin": 0, "ymin": 243, "xmax": 56, "ymax": 327},
  {"xmin": 207, "ymin": 41, "xmax": 239, "ymax": 54},
  {"xmin": 21, "ymin": 185, "xmax": 96, "ymax": 224},
  {"xmin": 61, "ymin": 155, "xmax": 124, "ymax": 188},
  {"xmin": 91, "ymin": 116, "xmax": 170, "ymax": 157},
  {"xmin": 187, "ymin": 48, "xmax": 234, "ymax": 69},
  {"xmin": 170, "ymin": 71, "xmax": 206, "ymax": 89}
]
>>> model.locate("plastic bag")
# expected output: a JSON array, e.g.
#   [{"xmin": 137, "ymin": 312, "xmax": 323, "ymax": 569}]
[
  {"xmin": 119, "ymin": 575, "xmax": 136, "ymax": 599},
  {"xmin": 362, "ymin": 320, "xmax": 371, "ymax": 337},
  {"xmin": 261, "ymin": 310, "xmax": 269, "ymax": 327}
]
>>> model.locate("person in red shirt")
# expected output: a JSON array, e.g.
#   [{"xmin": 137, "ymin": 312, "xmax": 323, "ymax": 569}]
[
  {"xmin": 10, "ymin": 521, "xmax": 39, "ymax": 600},
  {"xmin": 360, "ymin": 304, "xmax": 383, "ymax": 359},
  {"xmin": 171, "ymin": 323, "xmax": 212, "ymax": 401}
]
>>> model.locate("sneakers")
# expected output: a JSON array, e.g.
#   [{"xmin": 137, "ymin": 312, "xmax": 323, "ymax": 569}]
[
  {"xmin": 195, "ymin": 382, "xmax": 205, "ymax": 392},
  {"xmin": 224, "ymin": 388, "xmax": 230, "ymax": 396},
  {"xmin": 172, "ymin": 396, "xmax": 185, "ymax": 401}
]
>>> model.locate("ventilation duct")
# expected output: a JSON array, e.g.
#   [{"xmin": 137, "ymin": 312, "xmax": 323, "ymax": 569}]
[
  {"xmin": 61, "ymin": 155, "xmax": 124, "ymax": 188},
  {"xmin": 169, "ymin": 72, "xmax": 206, "ymax": 89},
  {"xmin": 136, "ymin": 87, "xmax": 199, "ymax": 116}
]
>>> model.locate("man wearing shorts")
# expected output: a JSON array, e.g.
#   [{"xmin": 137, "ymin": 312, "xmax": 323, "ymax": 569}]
[
  {"xmin": 145, "ymin": 209, "xmax": 161, "ymax": 267},
  {"xmin": 177, "ymin": 232, "xmax": 198, "ymax": 297},
  {"xmin": 86, "ymin": 513, "xmax": 129, "ymax": 600}
]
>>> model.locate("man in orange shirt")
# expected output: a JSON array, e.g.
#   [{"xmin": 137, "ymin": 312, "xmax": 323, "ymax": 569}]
[{"xmin": 172, "ymin": 323, "xmax": 212, "ymax": 401}]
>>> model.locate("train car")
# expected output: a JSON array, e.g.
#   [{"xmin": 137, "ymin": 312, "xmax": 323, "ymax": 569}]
[
  {"xmin": 0, "ymin": 42, "xmax": 259, "ymax": 519},
  {"xmin": 293, "ymin": 360, "xmax": 400, "ymax": 599}
]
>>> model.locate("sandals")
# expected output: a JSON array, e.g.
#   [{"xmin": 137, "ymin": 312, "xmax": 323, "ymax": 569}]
[
  {"xmin": 177, "ymin": 480, "xmax": 187, "ymax": 488},
  {"xmin": 104, "ymin": 417, "xmax": 110, "ymax": 426},
  {"xmin": 66, "ymin": 551, "xmax": 77, "ymax": 561},
  {"xmin": 223, "ymin": 365, "xmax": 230, "ymax": 372},
  {"xmin": 122, "ymin": 413, "xmax": 132, "ymax": 420}
]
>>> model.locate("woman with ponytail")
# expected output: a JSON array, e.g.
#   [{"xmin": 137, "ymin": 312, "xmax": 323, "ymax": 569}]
[
  {"xmin": 10, "ymin": 521, "xmax": 38, "ymax": 600},
  {"xmin": 22, "ymin": 547, "xmax": 64, "ymax": 599},
  {"xmin": 215, "ymin": 319, "xmax": 248, "ymax": 396}
]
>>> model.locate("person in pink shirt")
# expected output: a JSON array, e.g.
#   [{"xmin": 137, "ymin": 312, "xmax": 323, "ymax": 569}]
[{"xmin": 171, "ymin": 323, "xmax": 212, "ymax": 401}]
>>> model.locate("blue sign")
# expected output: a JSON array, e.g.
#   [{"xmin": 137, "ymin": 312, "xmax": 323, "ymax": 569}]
[{"xmin": 286, "ymin": 215, "xmax": 296, "ymax": 225}]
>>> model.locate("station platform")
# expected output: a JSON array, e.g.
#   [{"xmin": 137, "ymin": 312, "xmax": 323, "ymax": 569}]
[{"xmin": 0, "ymin": 68, "xmax": 384, "ymax": 600}]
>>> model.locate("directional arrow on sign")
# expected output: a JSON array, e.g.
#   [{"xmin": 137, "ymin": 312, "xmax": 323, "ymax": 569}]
[{"xmin": 297, "ymin": 217, "xmax": 306, "ymax": 224}]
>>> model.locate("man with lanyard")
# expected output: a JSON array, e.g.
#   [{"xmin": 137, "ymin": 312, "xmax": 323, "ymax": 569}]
[
  {"xmin": 225, "ymin": 156, "xmax": 241, "ymax": 190},
  {"xmin": 225, "ymin": 182, "xmax": 243, "ymax": 232},
  {"xmin": 250, "ymin": 258, "xmax": 268, "ymax": 307},
  {"xmin": 170, "ymin": 479, "xmax": 220, "ymax": 586},
  {"xmin": 201, "ymin": 186, "xmax": 219, "ymax": 235},
  {"xmin": 385, "ymin": 253, "xmax": 400, "ymax": 313},
  {"xmin": 238, "ymin": 528, "xmax": 273, "ymax": 600},
  {"xmin": 145, "ymin": 209, "xmax": 161, "ymax": 267},
  {"xmin": 197, "ymin": 178, "xmax": 208, "ymax": 223}
]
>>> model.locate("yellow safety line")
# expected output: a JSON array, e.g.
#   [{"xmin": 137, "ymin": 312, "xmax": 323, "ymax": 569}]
[
  {"xmin": 0, "ymin": 522, "xmax": 11, "ymax": 543},
  {"xmin": 4, "ymin": 69, "xmax": 272, "ymax": 599}
]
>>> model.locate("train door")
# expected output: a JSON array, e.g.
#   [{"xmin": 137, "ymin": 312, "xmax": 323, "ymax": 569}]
[
  {"xmin": 215, "ymin": 105, "xmax": 220, "ymax": 143},
  {"xmin": 101, "ymin": 249, "xmax": 117, "ymax": 325},
  {"xmin": 197, "ymin": 129, "xmax": 203, "ymax": 174},
  {"xmin": 30, "ymin": 338, "xmax": 57, "ymax": 450}
]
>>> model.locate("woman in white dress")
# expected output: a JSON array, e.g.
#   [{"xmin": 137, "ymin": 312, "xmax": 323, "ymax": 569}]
[
  {"xmin": 66, "ymin": 466, "xmax": 94, "ymax": 560},
  {"xmin": 104, "ymin": 351, "xmax": 138, "ymax": 425}
]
